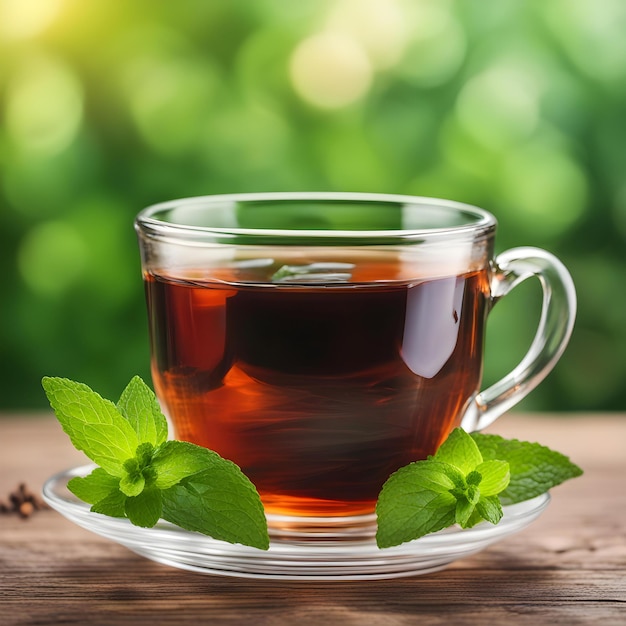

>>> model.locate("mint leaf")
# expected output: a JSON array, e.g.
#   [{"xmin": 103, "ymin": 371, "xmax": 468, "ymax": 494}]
[
  {"xmin": 43, "ymin": 375, "xmax": 270, "ymax": 550},
  {"xmin": 476, "ymin": 495, "xmax": 503, "ymax": 525},
  {"xmin": 434, "ymin": 428, "xmax": 483, "ymax": 474},
  {"xmin": 455, "ymin": 495, "xmax": 476, "ymax": 527},
  {"xmin": 475, "ymin": 460, "xmax": 510, "ymax": 496},
  {"xmin": 117, "ymin": 376, "xmax": 168, "ymax": 446},
  {"xmin": 91, "ymin": 489, "xmax": 127, "ymax": 518},
  {"xmin": 42, "ymin": 377, "xmax": 139, "ymax": 477},
  {"xmin": 389, "ymin": 459, "xmax": 463, "ymax": 493},
  {"xmin": 68, "ymin": 468, "xmax": 128, "ymax": 517},
  {"xmin": 151, "ymin": 441, "xmax": 221, "ymax": 490},
  {"xmin": 376, "ymin": 460, "xmax": 457, "ymax": 548},
  {"xmin": 125, "ymin": 487, "xmax": 163, "ymax": 528},
  {"xmin": 377, "ymin": 428, "xmax": 582, "ymax": 547},
  {"xmin": 271, "ymin": 262, "xmax": 354, "ymax": 283},
  {"xmin": 162, "ymin": 462, "xmax": 270, "ymax": 550},
  {"xmin": 119, "ymin": 467, "xmax": 146, "ymax": 497},
  {"xmin": 67, "ymin": 468, "xmax": 120, "ymax": 504},
  {"xmin": 378, "ymin": 432, "xmax": 512, "ymax": 545},
  {"xmin": 471, "ymin": 433, "xmax": 583, "ymax": 504},
  {"xmin": 466, "ymin": 470, "xmax": 482, "ymax": 486}
]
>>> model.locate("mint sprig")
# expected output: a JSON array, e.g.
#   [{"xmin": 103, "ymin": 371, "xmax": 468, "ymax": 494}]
[
  {"xmin": 376, "ymin": 427, "xmax": 582, "ymax": 549},
  {"xmin": 42, "ymin": 376, "xmax": 269, "ymax": 550},
  {"xmin": 471, "ymin": 433, "xmax": 583, "ymax": 505},
  {"xmin": 376, "ymin": 429, "xmax": 510, "ymax": 548},
  {"xmin": 43, "ymin": 375, "xmax": 582, "ymax": 552}
]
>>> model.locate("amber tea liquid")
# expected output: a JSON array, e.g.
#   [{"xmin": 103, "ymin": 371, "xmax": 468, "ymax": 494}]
[{"xmin": 145, "ymin": 260, "xmax": 489, "ymax": 517}]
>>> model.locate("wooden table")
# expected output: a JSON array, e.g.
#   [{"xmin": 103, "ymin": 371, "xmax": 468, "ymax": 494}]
[{"xmin": 1, "ymin": 413, "xmax": 624, "ymax": 625}]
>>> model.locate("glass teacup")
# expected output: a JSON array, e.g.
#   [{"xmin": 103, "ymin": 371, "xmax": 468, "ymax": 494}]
[{"xmin": 135, "ymin": 192, "xmax": 575, "ymax": 540}]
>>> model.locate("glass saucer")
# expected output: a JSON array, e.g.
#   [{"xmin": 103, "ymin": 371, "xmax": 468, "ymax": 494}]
[{"xmin": 43, "ymin": 465, "xmax": 550, "ymax": 581}]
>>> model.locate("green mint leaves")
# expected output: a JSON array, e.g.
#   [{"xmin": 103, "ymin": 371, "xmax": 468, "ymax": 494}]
[
  {"xmin": 270, "ymin": 262, "xmax": 354, "ymax": 283},
  {"xmin": 471, "ymin": 433, "xmax": 584, "ymax": 505},
  {"xmin": 376, "ymin": 428, "xmax": 582, "ymax": 549},
  {"xmin": 375, "ymin": 429, "xmax": 509, "ymax": 548},
  {"xmin": 43, "ymin": 375, "xmax": 582, "ymax": 552},
  {"xmin": 42, "ymin": 376, "xmax": 269, "ymax": 550}
]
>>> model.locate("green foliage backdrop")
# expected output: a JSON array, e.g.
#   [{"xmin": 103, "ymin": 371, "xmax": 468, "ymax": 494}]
[{"xmin": 1, "ymin": 0, "xmax": 625, "ymax": 410}]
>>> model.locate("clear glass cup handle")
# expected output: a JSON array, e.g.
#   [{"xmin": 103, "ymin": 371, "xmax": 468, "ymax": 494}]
[{"xmin": 461, "ymin": 247, "xmax": 577, "ymax": 432}]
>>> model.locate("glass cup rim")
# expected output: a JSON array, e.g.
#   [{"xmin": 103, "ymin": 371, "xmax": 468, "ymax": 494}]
[{"xmin": 135, "ymin": 191, "xmax": 497, "ymax": 242}]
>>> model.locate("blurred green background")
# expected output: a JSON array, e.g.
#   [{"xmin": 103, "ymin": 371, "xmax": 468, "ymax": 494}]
[{"xmin": 1, "ymin": 0, "xmax": 625, "ymax": 412}]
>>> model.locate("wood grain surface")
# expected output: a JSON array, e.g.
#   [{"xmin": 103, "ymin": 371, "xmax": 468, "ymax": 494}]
[{"xmin": 1, "ymin": 413, "xmax": 625, "ymax": 625}]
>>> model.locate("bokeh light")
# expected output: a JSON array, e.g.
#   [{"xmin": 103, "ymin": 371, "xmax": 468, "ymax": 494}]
[
  {"xmin": 119, "ymin": 27, "xmax": 220, "ymax": 156},
  {"xmin": 289, "ymin": 31, "xmax": 373, "ymax": 109},
  {"xmin": 394, "ymin": 0, "xmax": 466, "ymax": 86},
  {"xmin": 496, "ymin": 138, "xmax": 588, "ymax": 238},
  {"xmin": 5, "ymin": 53, "xmax": 83, "ymax": 158},
  {"xmin": 0, "ymin": 0, "xmax": 63, "ymax": 41},
  {"xmin": 17, "ymin": 221, "xmax": 87, "ymax": 297},
  {"xmin": 542, "ymin": 0, "xmax": 626, "ymax": 85},
  {"xmin": 326, "ymin": 0, "xmax": 410, "ymax": 70}
]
